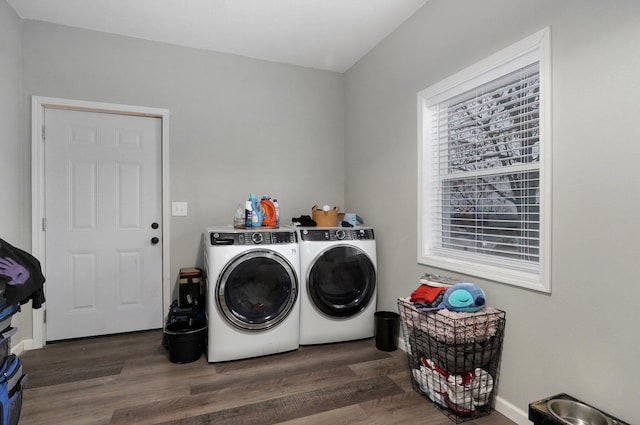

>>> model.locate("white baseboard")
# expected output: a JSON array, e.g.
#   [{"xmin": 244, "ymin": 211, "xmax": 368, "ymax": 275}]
[
  {"xmin": 397, "ymin": 336, "xmax": 530, "ymax": 425},
  {"xmin": 10, "ymin": 338, "xmax": 33, "ymax": 356},
  {"xmin": 494, "ymin": 395, "xmax": 530, "ymax": 424}
]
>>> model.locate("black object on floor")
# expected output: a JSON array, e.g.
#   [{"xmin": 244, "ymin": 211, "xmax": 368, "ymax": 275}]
[
  {"xmin": 164, "ymin": 319, "xmax": 207, "ymax": 363},
  {"xmin": 374, "ymin": 311, "xmax": 400, "ymax": 351}
]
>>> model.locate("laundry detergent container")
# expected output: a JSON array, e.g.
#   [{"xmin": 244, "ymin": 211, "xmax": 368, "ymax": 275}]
[{"xmin": 164, "ymin": 319, "xmax": 207, "ymax": 363}]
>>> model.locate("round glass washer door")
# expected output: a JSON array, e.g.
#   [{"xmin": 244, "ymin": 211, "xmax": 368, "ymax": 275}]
[
  {"xmin": 217, "ymin": 250, "xmax": 298, "ymax": 331},
  {"xmin": 307, "ymin": 245, "xmax": 376, "ymax": 318}
]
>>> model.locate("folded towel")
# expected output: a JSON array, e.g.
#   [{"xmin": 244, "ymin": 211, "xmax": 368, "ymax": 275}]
[
  {"xmin": 416, "ymin": 357, "xmax": 449, "ymax": 408},
  {"xmin": 446, "ymin": 367, "xmax": 494, "ymax": 413},
  {"xmin": 410, "ymin": 284, "xmax": 446, "ymax": 303},
  {"xmin": 400, "ymin": 297, "xmax": 502, "ymax": 345},
  {"xmin": 447, "ymin": 371, "xmax": 475, "ymax": 413},
  {"xmin": 421, "ymin": 357, "xmax": 450, "ymax": 393},
  {"xmin": 471, "ymin": 368, "xmax": 494, "ymax": 406}
]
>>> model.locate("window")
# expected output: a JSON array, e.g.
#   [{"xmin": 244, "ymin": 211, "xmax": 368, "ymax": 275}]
[{"xmin": 418, "ymin": 28, "xmax": 551, "ymax": 292}]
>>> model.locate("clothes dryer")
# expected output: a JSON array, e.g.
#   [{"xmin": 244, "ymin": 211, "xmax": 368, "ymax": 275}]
[
  {"xmin": 296, "ymin": 226, "xmax": 377, "ymax": 345},
  {"xmin": 203, "ymin": 227, "xmax": 300, "ymax": 362}
]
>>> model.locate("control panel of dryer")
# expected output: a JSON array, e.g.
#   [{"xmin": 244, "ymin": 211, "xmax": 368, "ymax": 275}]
[
  {"xmin": 210, "ymin": 230, "xmax": 297, "ymax": 245},
  {"xmin": 299, "ymin": 228, "xmax": 375, "ymax": 241}
]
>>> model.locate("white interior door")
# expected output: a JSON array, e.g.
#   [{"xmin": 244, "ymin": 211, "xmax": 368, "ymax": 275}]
[{"xmin": 44, "ymin": 108, "xmax": 163, "ymax": 341}]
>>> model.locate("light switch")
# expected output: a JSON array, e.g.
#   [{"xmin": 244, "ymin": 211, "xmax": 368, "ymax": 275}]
[{"xmin": 172, "ymin": 202, "xmax": 188, "ymax": 216}]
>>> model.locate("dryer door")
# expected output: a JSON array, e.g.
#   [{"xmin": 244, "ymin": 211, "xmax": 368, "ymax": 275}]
[
  {"xmin": 308, "ymin": 245, "xmax": 376, "ymax": 318},
  {"xmin": 217, "ymin": 250, "xmax": 298, "ymax": 331}
]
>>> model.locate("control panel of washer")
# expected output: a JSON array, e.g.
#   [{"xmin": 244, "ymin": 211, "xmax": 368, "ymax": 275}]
[
  {"xmin": 299, "ymin": 228, "xmax": 375, "ymax": 242},
  {"xmin": 211, "ymin": 230, "xmax": 297, "ymax": 245}
]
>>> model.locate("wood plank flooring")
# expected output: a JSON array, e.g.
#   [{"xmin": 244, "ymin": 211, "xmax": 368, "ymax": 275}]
[{"xmin": 18, "ymin": 330, "xmax": 516, "ymax": 425}]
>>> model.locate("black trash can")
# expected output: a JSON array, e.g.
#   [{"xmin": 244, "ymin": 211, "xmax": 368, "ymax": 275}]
[
  {"xmin": 374, "ymin": 311, "xmax": 400, "ymax": 352},
  {"xmin": 164, "ymin": 319, "xmax": 207, "ymax": 363}
]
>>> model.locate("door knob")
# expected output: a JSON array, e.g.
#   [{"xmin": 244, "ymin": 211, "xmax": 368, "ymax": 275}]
[{"xmin": 151, "ymin": 237, "xmax": 159, "ymax": 245}]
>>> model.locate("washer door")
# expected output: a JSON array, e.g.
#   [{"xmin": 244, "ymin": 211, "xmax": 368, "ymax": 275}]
[
  {"xmin": 308, "ymin": 245, "xmax": 376, "ymax": 318},
  {"xmin": 217, "ymin": 250, "xmax": 298, "ymax": 331}
]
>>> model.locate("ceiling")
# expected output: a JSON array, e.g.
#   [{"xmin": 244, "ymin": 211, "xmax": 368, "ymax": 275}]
[{"xmin": 7, "ymin": 0, "xmax": 428, "ymax": 73}]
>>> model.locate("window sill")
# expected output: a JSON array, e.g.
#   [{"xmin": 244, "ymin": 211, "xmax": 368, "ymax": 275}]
[{"xmin": 418, "ymin": 252, "xmax": 550, "ymax": 293}]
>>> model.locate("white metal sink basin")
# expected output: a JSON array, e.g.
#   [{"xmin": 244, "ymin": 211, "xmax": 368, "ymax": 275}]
[{"xmin": 547, "ymin": 399, "xmax": 612, "ymax": 425}]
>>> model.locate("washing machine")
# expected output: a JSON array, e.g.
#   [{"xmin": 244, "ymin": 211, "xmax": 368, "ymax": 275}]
[
  {"xmin": 203, "ymin": 226, "xmax": 300, "ymax": 362},
  {"xmin": 296, "ymin": 226, "xmax": 377, "ymax": 345}
]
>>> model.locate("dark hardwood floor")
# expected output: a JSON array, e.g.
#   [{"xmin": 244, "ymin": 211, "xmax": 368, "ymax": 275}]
[{"xmin": 19, "ymin": 330, "xmax": 516, "ymax": 424}]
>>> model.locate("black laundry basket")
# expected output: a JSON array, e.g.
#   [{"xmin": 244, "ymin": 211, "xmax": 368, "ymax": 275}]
[
  {"xmin": 398, "ymin": 297, "xmax": 505, "ymax": 423},
  {"xmin": 164, "ymin": 319, "xmax": 207, "ymax": 364},
  {"xmin": 374, "ymin": 311, "xmax": 400, "ymax": 351}
]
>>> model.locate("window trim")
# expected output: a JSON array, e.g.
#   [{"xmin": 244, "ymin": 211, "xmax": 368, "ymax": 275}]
[{"xmin": 417, "ymin": 27, "xmax": 552, "ymax": 293}]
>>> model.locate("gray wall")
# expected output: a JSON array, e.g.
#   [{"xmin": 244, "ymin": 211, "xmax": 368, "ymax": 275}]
[
  {"xmin": 18, "ymin": 21, "xmax": 345, "ymax": 307},
  {"xmin": 0, "ymin": 3, "xmax": 25, "ymax": 249},
  {"xmin": 345, "ymin": 0, "xmax": 640, "ymax": 422},
  {"xmin": 0, "ymin": 1, "xmax": 28, "ymax": 341}
]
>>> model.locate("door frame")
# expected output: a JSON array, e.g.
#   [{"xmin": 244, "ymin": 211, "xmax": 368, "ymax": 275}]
[{"xmin": 31, "ymin": 96, "xmax": 171, "ymax": 349}]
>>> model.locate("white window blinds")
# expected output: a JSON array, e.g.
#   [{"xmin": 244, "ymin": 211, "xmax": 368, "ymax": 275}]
[{"xmin": 429, "ymin": 64, "xmax": 540, "ymax": 265}]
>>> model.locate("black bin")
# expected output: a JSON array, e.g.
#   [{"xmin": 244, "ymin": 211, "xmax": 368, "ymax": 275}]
[
  {"xmin": 374, "ymin": 311, "xmax": 400, "ymax": 351},
  {"xmin": 164, "ymin": 319, "xmax": 207, "ymax": 363}
]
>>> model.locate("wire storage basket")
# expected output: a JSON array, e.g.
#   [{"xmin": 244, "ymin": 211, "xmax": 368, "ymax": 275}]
[{"xmin": 398, "ymin": 297, "xmax": 506, "ymax": 423}]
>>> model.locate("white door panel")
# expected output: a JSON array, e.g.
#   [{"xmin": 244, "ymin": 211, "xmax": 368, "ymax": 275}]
[{"xmin": 45, "ymin": 108, "xmax": 163, "ymax": 341}]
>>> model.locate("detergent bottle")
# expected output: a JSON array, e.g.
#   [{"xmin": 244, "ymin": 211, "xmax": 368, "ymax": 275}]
[
  {"xmin": 244, "ymin": 200, "xmax": 253, "ymax": 228},
  {"xmin": 272, "ymin": 198, "xmax": 279, "ymax": 226},
  {"xmin": 260, "ymin": 195, "xmax": 277, "ymax": 227},
  {"xmin": 249, "ymin": 193, "xmax": 263, "ymax": 227}
]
